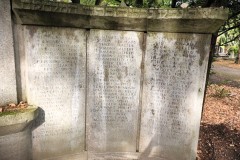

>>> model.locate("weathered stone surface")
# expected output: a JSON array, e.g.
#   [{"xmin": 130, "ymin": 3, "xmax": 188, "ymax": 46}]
[
  {"xmin": 0, "ymin": 129, "xmax": 32, "ymax": 160},
  {"xmin": 21, "ymin": 26, "xmax": 86, "ymax": 159},
  {"xmin": 0, "ymin": 0, "xmax": 17, "ymax": 106},
  {"xmin": 0, "ymin": 106, "xmax": 38, "ymax": 136},
  {"xmin": 87, "ymin": 30, "xmax": 143, "ymax": 152},
  {"xmin": 12, "ymin": 0, "xmax": 228, "ymax": 33},
  {"xmin": 88, "ymin": 152, "xmax": 140, "ymax": 160},
  {"xmin": 139, "ymin": 33, "xmax": 211, "ymax": 160},
  {"xmin": 47, "ymin": 152, "xmax": 87, "ymax": 160}
]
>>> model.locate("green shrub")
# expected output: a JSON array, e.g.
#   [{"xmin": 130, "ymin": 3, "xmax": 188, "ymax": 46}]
[
  {"xmin": 228, "ymin": 45, "xmax": 239, "ymax": 55},
  {"xmin": 213, "ymin": 87, "xmax": 231, "ymax": 98}
]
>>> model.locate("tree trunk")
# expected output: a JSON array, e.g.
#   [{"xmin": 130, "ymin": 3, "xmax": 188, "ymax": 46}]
[
  {"xmin": 135, "ymin": 0, "xmax": 143, "ymax": 7},
  {"xmin": 235, "ymin": 42, "xmax": 240, "ymax": 64},
  {"xmin": 95, "ymin": 0, "xmax": 104, "ymax": 5},
  {"xmin": 72, "ymin": 0, "xmax": 80, "ymax": 3},
  {"xmin": 235, "ymin": 47, "xmax": 240, "ymax": 64},
  {"xmin": 171, "ymin": 0, "xmax": 177, "ymax": 8}
]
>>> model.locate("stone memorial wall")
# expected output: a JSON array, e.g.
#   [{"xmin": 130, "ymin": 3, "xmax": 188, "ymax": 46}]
[{"xmin": 0, "ymin": 0, "xmax": 229, "ymax": 160}]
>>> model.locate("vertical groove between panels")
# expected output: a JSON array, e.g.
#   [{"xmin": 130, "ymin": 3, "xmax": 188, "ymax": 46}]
[{"xmin": 136, "ymin": 32, "xmax": 147, "ymax": 152}]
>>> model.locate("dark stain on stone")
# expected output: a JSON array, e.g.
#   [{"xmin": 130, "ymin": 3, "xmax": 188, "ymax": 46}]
[
  {"xmin": 65, "ymin": 29, "xmax": 75, "ymax": 40},
  {"xmin": 104, "ymin": 68, "xmax": 109, "ymax": 81},
  {"xmin": 74, "ymin": 35, "xmax": 79, "ymax": 43},
  {"xmin": 138, "ymin": 33, "xmax": 145, "ymax": 53},
  {"xmin": 198, "ymin": 45, "xmax": 209, "ymax": 66},
  {"xmin": 183, "ymin": 51, "xmax": 188, "ymax": 57},
  {"xmin": 28, "ymin": 26, "xmax": 37, "ymax": 38},
  {"xmin": 196, "ymin": 35, "xmax": 211, "ymax": 66},
  {"xmin": 117, "ymin": 72, "xmax": 122, "ymax": 80},
  {"xmin": 120, "ymin": 31, "xmax": 126, "ymax": 39},
  {"xmin": 104, "ymin": 19, "xmax": 119, "ymax": 29},
  {"xmin": 125, "ymin": 67, "xmax": 128, "ymax": 77},
  {"xmin": 151, "ymin": 109, "xmax": 155, "ymax": 116},
  {"xmin": 161, "ymin": 54, "xmax": 168, "ymax": 60}
]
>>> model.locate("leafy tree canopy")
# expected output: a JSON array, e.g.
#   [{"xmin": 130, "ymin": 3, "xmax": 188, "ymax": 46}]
[{"xmin": 218, "ymin": 0, "xmax": 240, "ymax": 47}]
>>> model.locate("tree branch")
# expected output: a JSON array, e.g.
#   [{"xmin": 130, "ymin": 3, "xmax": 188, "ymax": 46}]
[
  {"xmin": 221, "ymin": 11, "xmax": 240, "ymax": 27},
  {"xmin": 219, "ymin": 35, "xmax": 240, "ymax": 46},
  {"xmin": 95, "ymin": 0, "xmax": 103, "ymax": 5},
  {"xmin": 218, "ymin": 23, "xmax": 240, "ymax": 36},
  {"xmin": 228, "ymin": 10, "xmax": 240, "ymax": 20},
  {"xmin": 135, "ymin": 0, "xmax": 143, "ymax": 7},
  {"xmin": 171, "ymin": 0, "xmax": 177, "ymax": 8}
]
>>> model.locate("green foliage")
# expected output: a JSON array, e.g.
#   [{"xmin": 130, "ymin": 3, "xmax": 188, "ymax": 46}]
[
  {"xmin": 105, "ymin": 0, "xmax": 121, "ymax": 6},
  {"xmin": 125, "ymin": 0, "xmax": 137, "ymax": 6},
  {"xmin": 143, "ymin": 0, "xmax": 171, "ymax": 8},
  {"xmin": 213, "ymin": 87, "xmax": 231, "ymax": 98},
  {"xmin": 209, "ymin": 70, "xmax": 216, "ymax": 75},
  {"xmin": 0, "ymin": 108, "xmax": 35, "ymax": 117},
  {"xmin": 218, "ymin": 36, "xmax": 227, "ymax": 45},
  {"xmin": 217, "ymin": 4, "xmax": 240, "ymax": 63},
  {"xmin": 80, "ymin": 0, "xmax": 172, "ymax": 7},
  {"xmin": 49, "ymin": 0, "xmax": 72, "ymax": 3},
  {"xmin": 228, "ymin": 45, "xmax": 239, "ymax": 55},
  {"xmin": 217, "ymin": 1, "xmax": 240, "ymax": 57},
  {"xmin": 212, "ymin": 57, "xmax": 218, "ymax": 62},
  {"xmin": 81, "ymin": 0, "xmax": 96, "ymax": 5}
]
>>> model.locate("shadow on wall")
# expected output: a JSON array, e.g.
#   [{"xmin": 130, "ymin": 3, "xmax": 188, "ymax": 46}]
[
  {"xmin": 32, "ymin": 107, "xmax": 45, "ymax": 131},
  {"xmin": 198, "ymin": 123, "xmax": 240, "ymax": 160}
]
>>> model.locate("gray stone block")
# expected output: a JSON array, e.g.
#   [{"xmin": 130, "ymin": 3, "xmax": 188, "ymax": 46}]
[
  {"xmin": 0, "ymin": 129, "xmax": 32, "ymax": 160},
  {"xmin": 0, "ymin": 0, "xmax": 17, "ymax": 106}
]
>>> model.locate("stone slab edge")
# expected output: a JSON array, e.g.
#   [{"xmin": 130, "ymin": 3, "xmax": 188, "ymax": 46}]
[
  {"xmin": 0, "ymin": 106, "xmax": 39, "ymax": 126},
  {"xmin": 44, "ymin": 152, "xmax": 87, "ymax": 160},
  {"xmin": 0, "ymin": 0, "xmax": 17, "ymax": 106},
  {"xmin": 12, "ymin": 0, "xmax": 229, "ymax": 33}
]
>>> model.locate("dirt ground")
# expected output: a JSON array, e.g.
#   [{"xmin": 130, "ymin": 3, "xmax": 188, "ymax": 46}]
[
  {"xmin": 197, "ymin": 59, "xmax": 240, "ymax": 160},
  {"xmin": 214, "ymin": 59, "xmax": 240, "ymax": 69}
]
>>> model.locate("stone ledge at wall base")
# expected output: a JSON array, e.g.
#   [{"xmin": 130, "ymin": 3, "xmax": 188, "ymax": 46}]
[
  {"xmin": 45, "ymin": 152, "xmax": 88, "ymax": 160},
  {"xmin": 12, "ymin": 0, "xmax": 228, "ymax": 33},
  {"xmin": 0, "ymin": 106, "xmax": 39, "ymax": 136},
  {"xmin": 0, "ymin": 106, "xmax": 39, "ymax": 160}
]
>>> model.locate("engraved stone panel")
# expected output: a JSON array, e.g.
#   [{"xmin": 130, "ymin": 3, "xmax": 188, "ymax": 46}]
[
  {"xmin": 140, "ymin": 33, "xmax": 211, "ymax": 160},
  {"xmin": 0, "ymin": 0, "xmax": 17, "ymax": 106},
  {"xmin": 87, "ymin": 30, "xmax": 143, "ymax": 152},
  {"xmin": 22, "ymin": 26, "xmax": 86, "ymax": 159}
]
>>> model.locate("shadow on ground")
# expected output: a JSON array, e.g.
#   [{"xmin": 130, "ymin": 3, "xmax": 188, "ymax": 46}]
[
  {"xmin": 209, "ymin": 73, "xmax": 240, "ymax": 88},
  {"xmin": 198, "ymin": 123, "xmax": 240, "ymax": 160},
  {"xmin": 210, "ymin": 61, "xmax": 240, "ymax": 88}
]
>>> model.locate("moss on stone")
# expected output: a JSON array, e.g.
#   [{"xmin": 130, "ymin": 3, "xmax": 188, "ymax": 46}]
[{"xmin": 0, "ymin": 108, "xmax": 36, "ymax": 117}]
